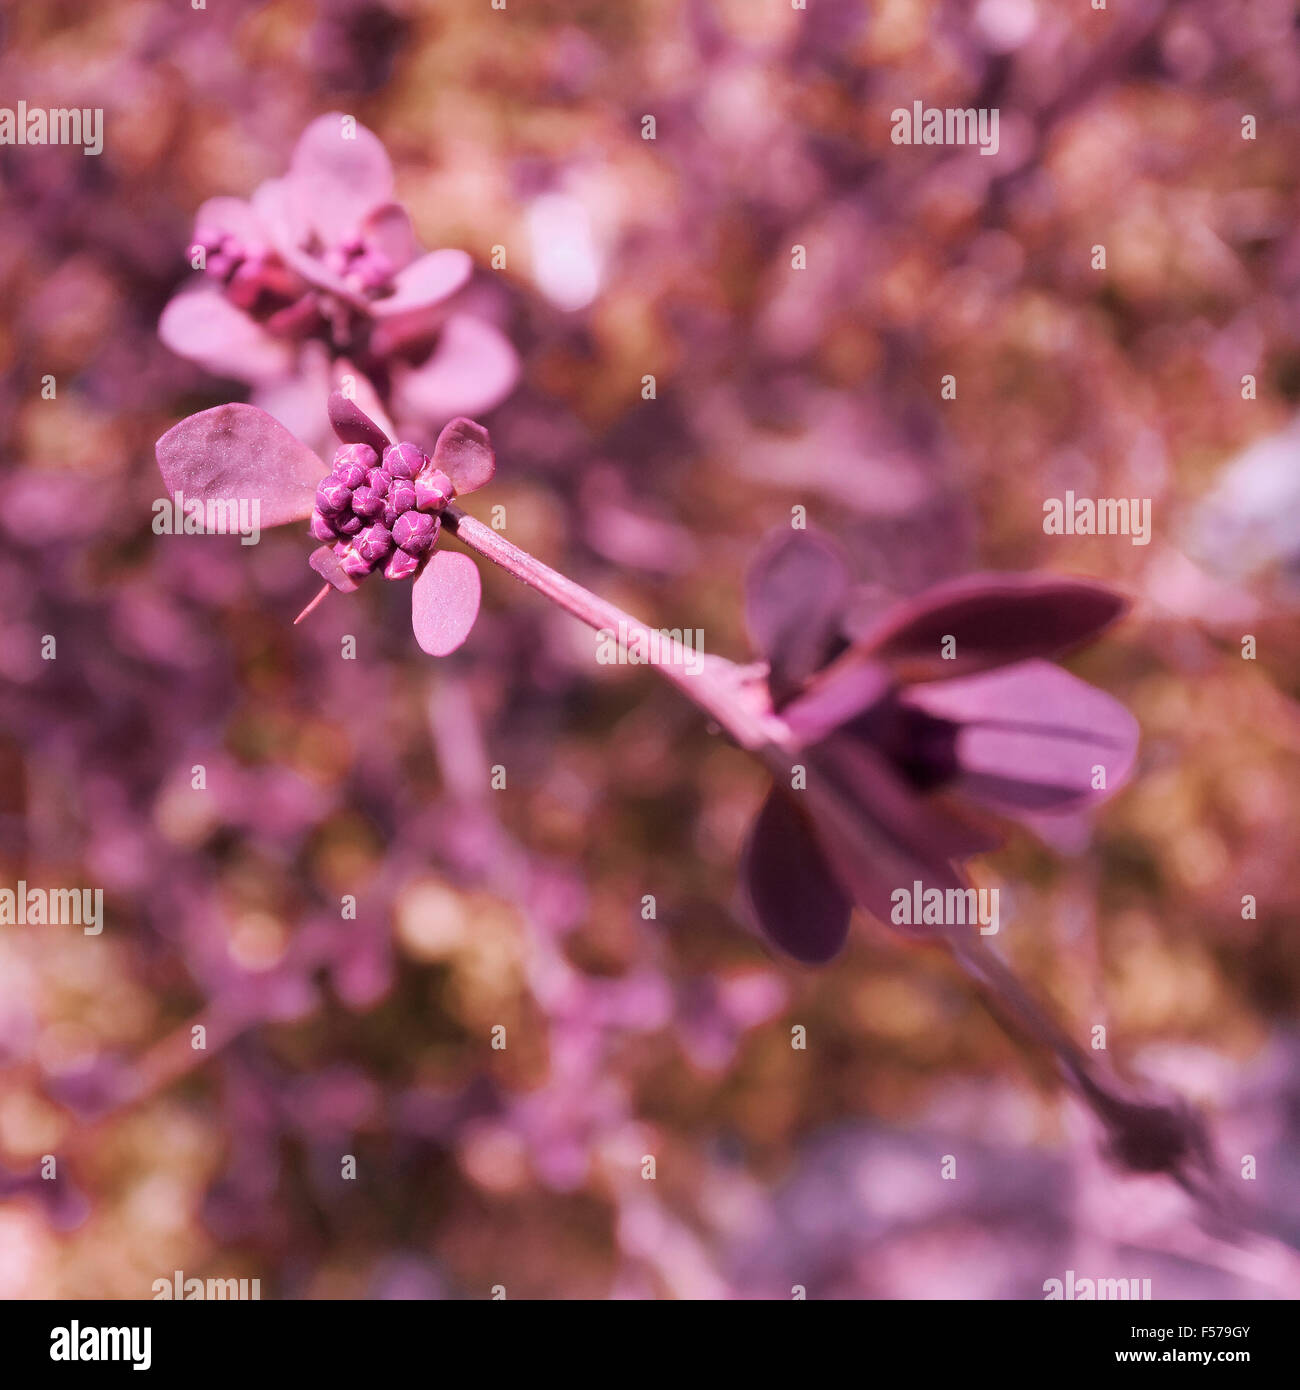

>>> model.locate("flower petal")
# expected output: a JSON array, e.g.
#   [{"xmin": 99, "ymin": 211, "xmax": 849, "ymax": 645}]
[
  {"xmin": 155, "ymin": 404, "xmax": 323, "ymax": 527},
  {"xmin": 740, "ymin": 789, "xmax": 852, "ymax": 964},
  {"xmin": 328, "ymin": 390, "xmax": 392, "ymax": 454},
  {"xmin": 370, "ymin": 249, "xmax": 473, "ymax": 319},
  {"xmin": 158, "ymin": 288, "xmax": 294, "ymax": 383},
  {"xmin": 856, "ymin": 573, "xmax": 1128, "ymax": 682},
  {"xmin": 411, "ymin": 549, "xmax": 482, "ymax": 656},
  {"xmin": 390, "ymin": 314, "xmax": 520, "ymax": 424},
  {"xmin": 744, "ymin": 531, "xmax": 850, "ymax": 702},
  {"xmin": 432, "ymin": 417, "xmax": 495, "ymax": 495},
  {"xmin": 900, "ymin": 660, "xmax": 1139, "ymax": 812},
  {"xmin": 287, "ymin": 113, "xmax": 394, "ymax": 244}
]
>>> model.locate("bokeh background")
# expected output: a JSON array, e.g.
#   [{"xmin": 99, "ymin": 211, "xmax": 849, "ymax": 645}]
[{"xmin": 2, "ymin": 0, "xmax": 1300, "ymax": 1299}]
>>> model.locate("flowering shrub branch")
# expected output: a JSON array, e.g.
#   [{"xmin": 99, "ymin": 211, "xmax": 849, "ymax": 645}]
[{"xmin": 150, "ymin": 116, "xmax": 1225, "ymax": 1219}]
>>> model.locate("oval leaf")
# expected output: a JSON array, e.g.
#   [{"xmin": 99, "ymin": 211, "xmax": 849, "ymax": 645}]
[
  {"xmin": 155, "ymin": 403, "xmax": 323, "ymax": 528},
  {"xmin": 158, "ymin": 288, "xmax": 293, "ymax": 383},
  {"xmin": 901, "ymin": 659, "xmax": 1140, "ymax": 812},
  {"xmin": 371, "ymin": 249, "xmax": 473, "ymax": 319},
  {"xmin": 287, "ymin": 113, "xmax": 394, "ymax": 245},
  {"xmin": 389, "ymin": 313, "xmax": 520, "ymax": 422},
  {"xmin": 328, "ymin": 391, "xmax": 392, "ymax": 455},
  {"xmin": 431, "ymin": 417, "xmax": 495, "ymax": 496},
  {"xmin": 744, "ymin": 530, "xmax": 850, "ymax": 703},
  {"xmin": 412, "ymin": 548, "xmax": 482, "ymax": 656},
  {"xmin": 857, "ymin": 573, "xmax": 1129, "ymax": 682},
  {"xmin": 740, "ymin": 789, "xmax": 852, "ymax": 964}
]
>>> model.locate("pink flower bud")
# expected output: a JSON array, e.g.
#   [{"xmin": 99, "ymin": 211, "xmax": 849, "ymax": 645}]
[
  {"xmin": 337, "ymin": 543, "xmax": 374, "ymax": 579},
  {"xmin": 414, "ymin": 468, "xmax": 455, "ymax": 512},
  {"xmin": 331, "ymin": 460, "xmax": 367, "ymax": 490},
  {"xmin": 383, "ymin": 442, "xmax": 425, "ymax": 480},
  {"xmin": 387, "ymin": 478, "xmax": 416, "ymax": 515},
  {"xmin": 350, "ymin": 485, "xmax": 385, "ymax": 519},
  {"xmin": 357, "ymin": 522, "xmax": 394, "ymax": 564},
  {"xmin": 316, "ymin": 478, "xmax": 352, "ymax": 514},
  {"xmin": 384, "ymin": 547, "xmax": 421, "ymax": 581},
  {"xmin": 333, "ymin": 444, "xmax": 377, "ymax": 485},
  {"xmin": 393, "ymin": 510, "xmax": 439, "ymax": 555},
  {"xmin": 309, "ymin": 511, "xmax": 338, "ymax": 542}
]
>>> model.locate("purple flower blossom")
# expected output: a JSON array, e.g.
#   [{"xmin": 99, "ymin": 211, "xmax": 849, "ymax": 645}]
[
  {"xmin": 155, "ymin": 390, "xmax": 494, "ymax": 655},
  {"xmin": 158, "ymin": 115, "xmax": 518, "ymax": 437},
  {"xmin": 739, "ymin": 532, "xmax": 1139, "ymax": 963}
]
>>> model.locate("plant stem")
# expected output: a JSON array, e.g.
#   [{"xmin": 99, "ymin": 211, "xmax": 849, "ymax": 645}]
[
  {"xmin": 946, "ymin": 930, "xmax": 1226, "ymax": 1215},
  {"xmin": 442, "ymin": 504, "xmax": 785, "ymax": 751}
]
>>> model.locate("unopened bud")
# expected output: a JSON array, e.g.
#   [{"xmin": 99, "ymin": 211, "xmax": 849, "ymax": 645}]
[
  {"xmin": 332, "ymin": 444, "xmax": 376, "ymax": 486},
  {"xmin": 356, "ymin": 522, "xmax": 394, "ymax": 564},
  {"xmin": 350, "ymin": 486, "xmax": 385, "ymax": 519},
  {"xmin": 383, "ymin": 442, "xmax": 426, "ymax": 480},
  {"xmin": 316, "ymin": 478, "xmax": 352, "ymax": 514},
  {"xmin": 414, "ymin": 468, "xmax": 455, "ymax": 512},
  {"xmin": 384, "ymin": 547, "xmax": 421, "ymax": 581},
  {"xmin": 337, "ymin": 543, "xmax": 374, "ymax": 579},
  {"xmin": 393, "ymin": 510, "xmax": 439, "ymax": 555},
  {"xmin": 387, "ymin": 478, "xmax": 416, "ymax": 514}
]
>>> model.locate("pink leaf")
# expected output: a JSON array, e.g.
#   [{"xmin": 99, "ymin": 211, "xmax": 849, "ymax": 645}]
[
  {"xmin": 328, "ymin": 391, "xmax": 392, "ymax": 455},
  {"xmin": 158, "ymin": 288, "xmax": 293, "ymax": 383},
  {"xmin": 744, "ymin": 530, "xmax": 850, "ymax": 701},
  {"xmin": 431, "ymin": 417, "xmax": 495, "ymax": 496},
  {"xmin": 359, "ymin": 202, "xmax": 419, "ymax": 272},
  {"xmin": 411, "ymin": 549, "xmax": 481, "ymax": 656},
  {"xmin": 854, "ymin": 573, "xmax": 1129, "ymax": 681},
  {"xmin": 287, "ymin": 113, "xmax": 394, "ymax": 244},
  {"xmin": 309, "ymin": 545, "xmax": 360, "ymax": 594},
  {"xmin": 155, "ymin": 404, "xmax": 323, "ymax": 528},
  {"xmin": 371, "ymin": 249, "xmax": 472, "ymax": 319},
  {"xmin": 740, "ymin": 789, "xmax": 852, "ymax": 964},
  {"xmin": 901, "ymin": 659, "xmax": 1140, "ymax": 812},
  {"xmin": 389, "ymin": 314, "xmax": 520, "ymax": 422},
  {"xmin": 193, "ymin": 195, "xmax": 268, "ymax": 249}
]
